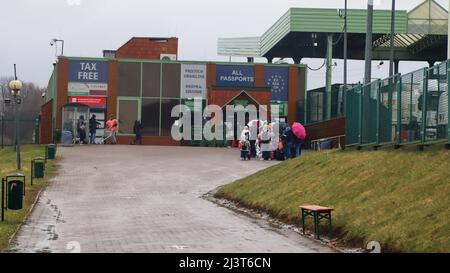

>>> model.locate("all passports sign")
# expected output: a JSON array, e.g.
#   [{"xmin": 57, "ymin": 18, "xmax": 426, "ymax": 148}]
[
  {"xmin": 216, "ymin": 65, "xmax": 255, "ymax": 87},
  {"xmin": 68, "ymin": 60, "xmax": 108, "ymax": 96}
]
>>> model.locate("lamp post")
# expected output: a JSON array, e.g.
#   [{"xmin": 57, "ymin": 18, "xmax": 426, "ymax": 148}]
[
  {"xmin": 50, "ymin": 38, "xmax": 64, "ymax": 56},
  {"xmin": 364, "ymin": 0, "xmax": 374, "ymax": 85},
  {"xmin": 389, "ymin": 0, "xmax": 396, "ymax": 78},
  {"xmin": 9, "ymin": 78, "xmax": 23, "ymax": 170}
]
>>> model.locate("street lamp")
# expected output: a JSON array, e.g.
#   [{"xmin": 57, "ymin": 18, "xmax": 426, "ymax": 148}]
[
  {"xmin": 9, "ymin": 79, "xmax": 23, "ymax": 170},
  {"xmin": 50, "ymin": 38, "xmax": 64, "ymax": 56}
]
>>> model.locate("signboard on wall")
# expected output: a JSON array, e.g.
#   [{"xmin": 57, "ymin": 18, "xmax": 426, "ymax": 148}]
[
  {"xmin": 70, "ymin": 96, "xmax": 106, "ymax": 108},
  {"xmin": 180, "ymin": 64, "xmax": 207, "ymax": 99},
  {"xmin": 68, "ymin": 60, "xmax": 108, "ymax": 97},
  {"xmin": 265, "ymin": 67, "xmax": 289, "ymax": 101},
  {"xmin": 68, "ymin": 83, "xmax": 108, "ymax": 97},
  {"xmin": 216, "ymin": 65, "xmax": 254, "ymax": 87}
]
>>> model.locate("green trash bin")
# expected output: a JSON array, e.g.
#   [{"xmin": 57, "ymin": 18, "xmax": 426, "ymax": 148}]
[
  {"xmin": 33, "ymin": 157, "xmax": 45, "ymax": 179},
  {"xmin": 46, "ymin": 144, "xmax": 56, "ymax": 160},
  {"xmin": 7, "ymin": 180, "xmax": 24, "ymax": 210}
]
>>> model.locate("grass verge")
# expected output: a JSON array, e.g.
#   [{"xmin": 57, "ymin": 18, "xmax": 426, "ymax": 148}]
[
  {"xmin": 0, "ymin": 145, "xmax": 57, "ymax": 251},
  {"xmin": 215, "ymin": 146, "xmax": 450, "ymax": 253}
]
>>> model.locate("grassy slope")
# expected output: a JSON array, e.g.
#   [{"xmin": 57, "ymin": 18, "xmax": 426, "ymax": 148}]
[
  {"xmin": 216, "ymin": 146, "xmax": 450, "ymax": 253},
  {"xmin": 0, "ymin": 145, "xmax": 57, "ymax": 251}
]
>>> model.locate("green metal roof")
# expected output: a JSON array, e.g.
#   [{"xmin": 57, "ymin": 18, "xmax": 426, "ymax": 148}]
[{"xmin": 218, "ymin": 1, "xmax": 448, "ymax": 62}]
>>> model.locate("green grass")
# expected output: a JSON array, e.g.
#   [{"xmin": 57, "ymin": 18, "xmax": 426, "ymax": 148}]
[
  {"xmin": 0, "ymin": 145, "xmax": 57, "ymax": 251},
  {"xmin": 216, "ymin": 146, "xmax": 450, "ymax": 253}
]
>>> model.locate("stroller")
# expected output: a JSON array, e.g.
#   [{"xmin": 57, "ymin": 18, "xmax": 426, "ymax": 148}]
[{"xmin": 239, "ymin": 140, "xmax": 251, "ymax": 161}]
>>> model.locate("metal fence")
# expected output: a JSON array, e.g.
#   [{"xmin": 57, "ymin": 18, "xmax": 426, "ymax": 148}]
[
  {"xmin": 305, "ymin": 85, "xmax": 344, "ymax": 124},
  {"xmin": 345, "ymin": 61, "xmax": 449, "ymax": 146},
  {"xmin": 0, "ymin": 119, "xmax": 39, "ymax": 147}
]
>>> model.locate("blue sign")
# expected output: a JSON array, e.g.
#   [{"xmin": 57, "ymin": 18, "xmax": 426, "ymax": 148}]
[
  {"xmin": 265, "ymin": 67, "xmax": 288, "ymax": 101},
  {"xmin": 216, "ymin": 65, "xmax": 254, "ymax": 87},
  {"xmin": 68, "ymin": 60, "xmax": 108, "ymax": 83}
]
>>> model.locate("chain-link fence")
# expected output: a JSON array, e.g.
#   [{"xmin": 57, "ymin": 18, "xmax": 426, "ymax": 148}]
[
  {"xmin": 306, "ymin": 84, "xmax": 345, "ymax": 124},
  {"xmin": 345, "ymin": 61, "xmax": 449, "ymax": 146},
  {"xmin": 0, "ymin": 119, "xmax": 39, "ymax": 147}
]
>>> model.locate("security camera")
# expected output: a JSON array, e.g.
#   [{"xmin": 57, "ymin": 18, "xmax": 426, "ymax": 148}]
[
  {"xmin": 50, "ymin": 39, "xmax": 56, "ymax": 46},
  {"xmin": 42, "ymin": 92, "xmax": 46, "ymax": 98}
]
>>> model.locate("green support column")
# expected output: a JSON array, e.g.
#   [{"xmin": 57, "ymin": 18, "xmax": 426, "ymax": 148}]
[
  {"xmin": 397, "ymin": 75, "xmax": 402, "ymax": 145},
  {"xmin": 326, "ymin": 34, "xmax": 333, "ymax": 120},
  {"xmin": 421, "ymin": 68, "xmax": 428, "ymax": 144},
  {"xmin": 447, "ymin": 61, "xmax": 450, "ymax": 142},
  {"xmin": 376, "ymin": 80, "xmax": 381, "ymax": 145},
  {"xmin": 359, "ymin": 84, "xmax": 363, "ymax": 145}
]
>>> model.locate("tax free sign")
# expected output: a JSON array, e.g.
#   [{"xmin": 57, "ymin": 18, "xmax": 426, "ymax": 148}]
[
  {"xmin": 69, "ymin": 60, "xmax": 108, "ymax": 82},
  {"xmin": 68, "ymin": 60, "xmax": 108, "ymax": 96}
]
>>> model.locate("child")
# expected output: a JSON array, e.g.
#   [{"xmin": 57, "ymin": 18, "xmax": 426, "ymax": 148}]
[{"xmin": 240, "ymin": 139, "xmax": 251, "ymax": 161}]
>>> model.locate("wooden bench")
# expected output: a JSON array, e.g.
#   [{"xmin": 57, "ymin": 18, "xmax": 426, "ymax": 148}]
[{"xmin": 299, "ymin": 205, "xmax": 333, "ymax": 240}]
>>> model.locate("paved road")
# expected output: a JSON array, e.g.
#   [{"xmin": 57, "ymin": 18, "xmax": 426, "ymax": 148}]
[{"xmin": 9, "ymin": 146, "xmax": 334, "ymax": 253}]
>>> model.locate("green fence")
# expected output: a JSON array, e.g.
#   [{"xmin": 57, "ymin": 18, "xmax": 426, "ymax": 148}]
[{"xmin": 345, "ymin": 61, "xmax": 449, "ymax": 146}]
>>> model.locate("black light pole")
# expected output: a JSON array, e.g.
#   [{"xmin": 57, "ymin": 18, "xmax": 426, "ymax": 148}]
[
  {"xmin": 9, "ymin": 65, "xmax": 23, "ymax": 170},
  {"xmin": 389, "ymin": 0, "xmax": 396, "ymax": 78}
]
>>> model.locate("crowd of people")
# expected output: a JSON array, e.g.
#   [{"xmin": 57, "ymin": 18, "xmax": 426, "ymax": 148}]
[
  {"xmin": 76, "ymin": 114, "xmax": 121, "ymax": 145},
  {"xmin": 239, "ymin": 121, "xmax": 306, "ymax": 161}
]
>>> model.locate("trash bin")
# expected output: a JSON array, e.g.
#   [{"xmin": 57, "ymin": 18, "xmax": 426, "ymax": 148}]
[
  {"xmin": 46, "ymin": 144, "xmax": 56, "ymax": 160},
  {"xmin": 7, "ymin": 180, "xmax": 24, "ymax": 210},
  {"xmin": 61, "ymin": 130, "xmax": 74, "ymax": 147},
  {"xmin": 33, "ymin": 157, "xmax": 45, "ymax": 179}
]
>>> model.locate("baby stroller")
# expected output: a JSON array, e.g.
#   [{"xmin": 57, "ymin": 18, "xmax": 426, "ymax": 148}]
[{"xmin": 239, "ymin": 140, "xmax": 251, "ymax": 161}]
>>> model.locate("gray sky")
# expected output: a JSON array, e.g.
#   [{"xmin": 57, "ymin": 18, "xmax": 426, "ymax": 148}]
[{"xmin": 0, "ymin": 0, "xmax": 448, "ymax": 89}]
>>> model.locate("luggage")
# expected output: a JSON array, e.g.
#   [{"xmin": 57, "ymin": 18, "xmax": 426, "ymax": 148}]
[{"xmin": 276, "ymin": 149, "xmax": 285, "ymax": 161}]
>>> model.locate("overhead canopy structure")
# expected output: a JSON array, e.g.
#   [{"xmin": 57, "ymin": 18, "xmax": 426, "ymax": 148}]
[{"xmin": 218, "ymin": 0, "xmax": 448, "ymax": 64}]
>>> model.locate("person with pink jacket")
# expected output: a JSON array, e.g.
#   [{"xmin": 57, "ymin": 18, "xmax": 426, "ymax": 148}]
[{"xmin": 106, "ymin": 115, "xmax": 119, "ymax": 144}]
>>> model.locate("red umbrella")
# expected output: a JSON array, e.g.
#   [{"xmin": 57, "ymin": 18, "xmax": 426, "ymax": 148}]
[{"xmin": 292, "ymin": 122, "xmax": 306, "ymax": 140}]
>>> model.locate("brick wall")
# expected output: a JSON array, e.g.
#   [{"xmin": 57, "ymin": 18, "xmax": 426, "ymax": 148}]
[
  {"xmin": 40, "ymin": 99, "xmax": 53, "ymax": 144},
  {"xmin": 115, "ymin": 37, "xmax": 178, "ymax": 60},
  {"xmin": 55, "ymin": 57, "xmax": 69, "ymax": 130}
]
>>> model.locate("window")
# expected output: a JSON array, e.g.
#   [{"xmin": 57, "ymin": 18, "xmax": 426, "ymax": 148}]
[
  {"xmin": 161, "ymin": 63, "xmax": 181, "ymax": 98},
  {"xmin": 118, "ymin": 99, "xmax": 140, "ymax": 134},
  {"xmin": 118, "ymin": 62, "xmax": 141, "ymax": 97},
  {"xmin": 142, "ymin": 63, "xmax": 161, "ymax": 97},
  {"xmin": 141, "ymin": 99, "xmax": 160, "ymax": 136},
  {"xmin": 161, "ymin": 99, "xmax": 181, "ymax": 136}
]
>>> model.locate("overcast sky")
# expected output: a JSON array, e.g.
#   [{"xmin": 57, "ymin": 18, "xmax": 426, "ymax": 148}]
[{"xmin": 0, "ymin": 0, "xmax": 448, "ymax": 89}]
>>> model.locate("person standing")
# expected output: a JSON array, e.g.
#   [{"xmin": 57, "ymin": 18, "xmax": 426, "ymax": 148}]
[
  {"xmin": 259, "ymin": 125, "xmax": 271, "ymax": 161},
  {"xmin": 133, "ymin": 120, "xmax": 143, "ymax": 145},
  {"xmin": 77, "ymin": 115, "xmax": 87, "ymax": 144},
  {"xmin": 89, "ymin": 114, "xmax": 101, "ymax": 144},
  {"xmin": 281, "ymin": 125, "xmax": 293, "ymax": 160},
  {"xmin": 106, "ymin": 115, "xmax": 118, "ymax": 144}
]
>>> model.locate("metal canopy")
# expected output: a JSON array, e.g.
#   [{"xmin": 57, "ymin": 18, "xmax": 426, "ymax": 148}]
[{"xmin": 218, "ymin": 0, "xmax": 448, "ymax": 63}]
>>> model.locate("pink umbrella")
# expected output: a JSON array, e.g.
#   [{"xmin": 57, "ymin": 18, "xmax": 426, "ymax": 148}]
[{"xmin": 292, "ymin": 122, "xmax": 306, "ymax": 140}]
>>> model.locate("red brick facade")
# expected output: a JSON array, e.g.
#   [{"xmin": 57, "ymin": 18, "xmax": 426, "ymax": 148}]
[
  {"xmin": 115, "ymin": 37, "xmax": 178, "ymax": 60},
  {"xmin": 40, "ymin": 99, "xmax": 53, "ymax": 144}
]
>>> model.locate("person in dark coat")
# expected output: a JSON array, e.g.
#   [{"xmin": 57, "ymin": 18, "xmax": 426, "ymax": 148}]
[
  {"xmin": 77, "ymin": 115, "xmax": 87, "ymax": 144},
  {"xmin": 89, "ymin": 114, "xmax": 101, "ymax": 144},
  {"xmin": 281, "ymin": 126, "xmax": 294, "ymax": 160},
  {"xmin": 133, "ymin": 120, "xmax": 143, "ymax": 145}
]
